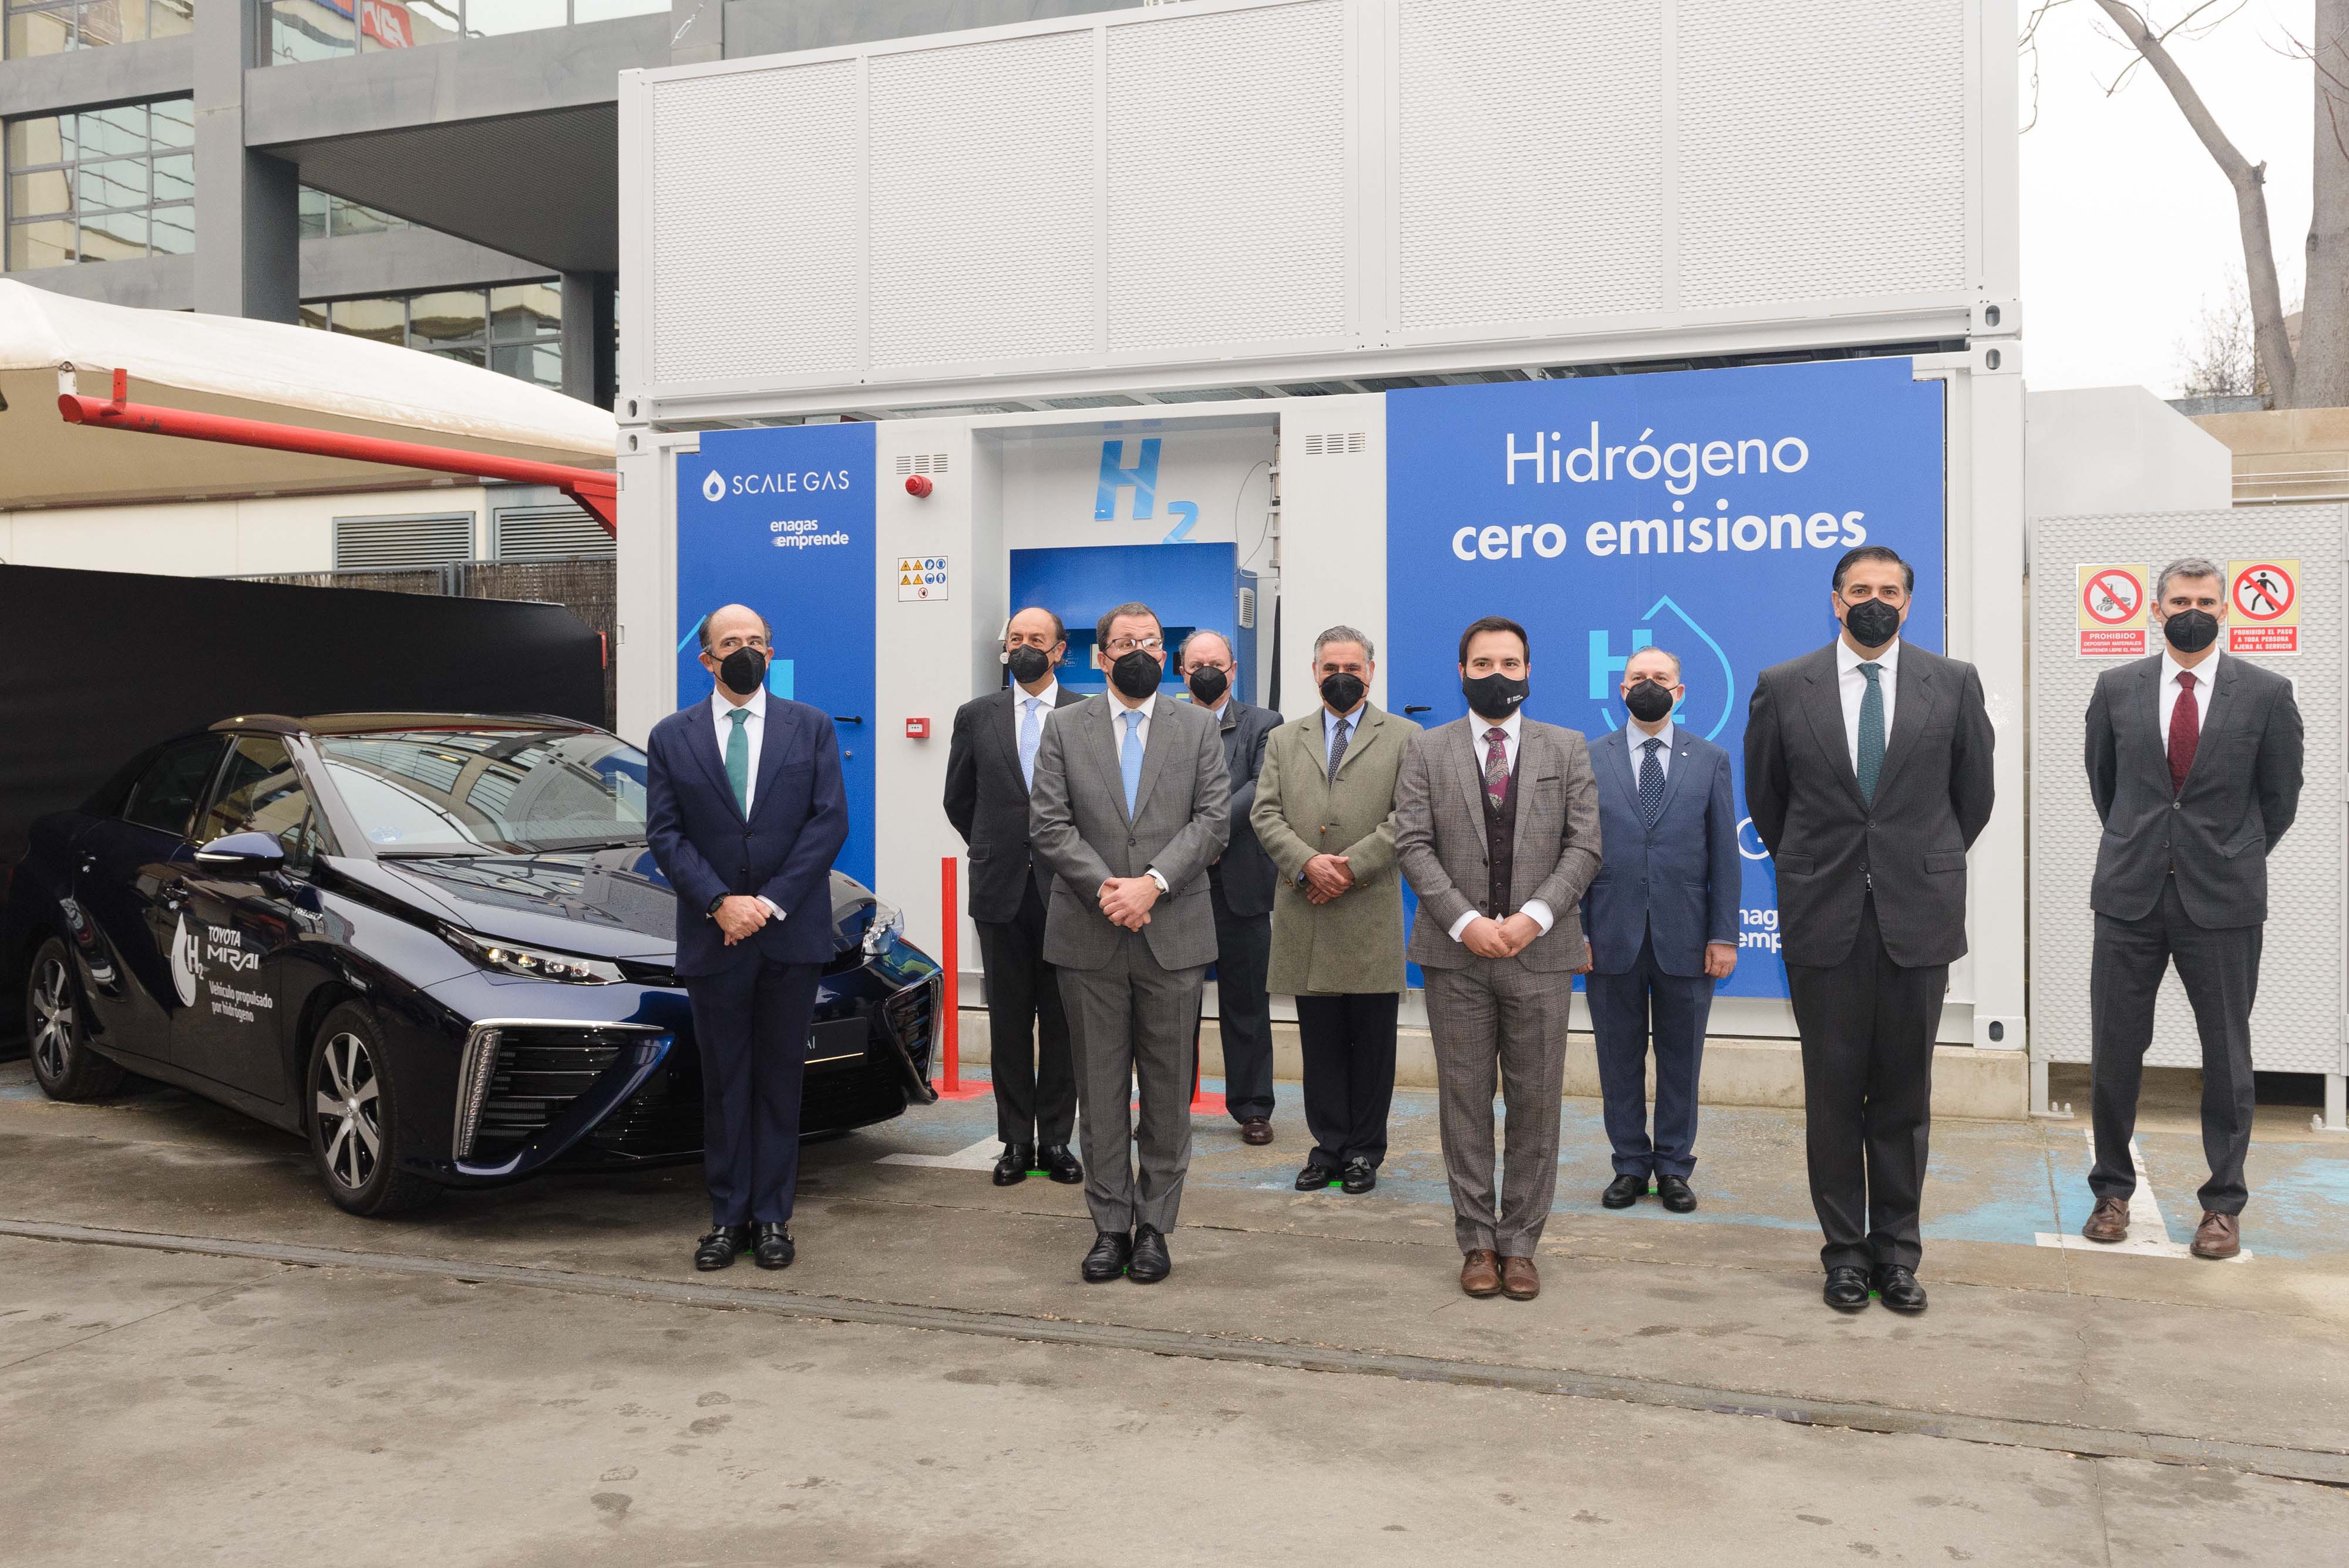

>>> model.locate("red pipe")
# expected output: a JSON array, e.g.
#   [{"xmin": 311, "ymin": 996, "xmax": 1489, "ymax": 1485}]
[
  {"xmin": 58, "ymin": 383, "xmax": 618, "ymax": 534},
  {"xmin": 941, "ymin": 855, "xmax": 961, "ymax": 1091}
]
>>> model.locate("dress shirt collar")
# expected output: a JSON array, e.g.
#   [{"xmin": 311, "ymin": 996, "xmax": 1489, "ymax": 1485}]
[
  {"xmin": 2160, "ymin": 647, "xmax": 2219, "ymax": 689},
  {"xmin": 1469, "ymin": 706, "xmax": 1523, "ymax": 742},
  {"xmin": 1836, "ymin": 634, "xmax": 1902, "ymax": 681},
  {"xmin": 1324, "ymin": 702, "xmax": 1367, "ymax": 739},
  {"xmin": 1015, "ymin": 679, "xmax": 1060, "ymax": 708},
  {"xmin": 1209, "ymin": 698, "xmax": 1231, "ymax": 724},
  {"xmin": 1628, "ymin": 716, "xmax": 1676, "ymax": 753},
  {"xmin": 1108, "ymin": 690, "xmax": 1158, "ymax": 725},
  {"xmin": 711, "ymin": 685, "xmax": 766, "ymax": 723}
]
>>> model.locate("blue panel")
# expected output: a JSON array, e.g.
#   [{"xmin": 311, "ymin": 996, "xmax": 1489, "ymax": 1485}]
[
  {"xmin": 675, "ymin": 424, "xmax": 877, "ymax": 889},
  {"xmin": 1008, "ymin": 542, "xmax": 1241, "ymax": 699},
  {"xmin": 1384, "ymin": 359, "xmax": 1947, "ymax": 1000}
]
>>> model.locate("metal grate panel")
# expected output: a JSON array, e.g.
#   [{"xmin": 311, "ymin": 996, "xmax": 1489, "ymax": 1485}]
[
  {"xmin": 1395, "ymin": 0, "xmax": 1664, "ymax": 332},
  {"xmin": 2029, "ymin": 507, "xmax": 2345, "ymax": 1074},
  {"xmin": 1677, "ymin": 0, "xmax": 1967, "ymax": 309},
  {"xmin": 867, "ymin": 31, "xmax": 1098, "ymax": 371},
  {"xmin": 649, "ymin": 60, "xmax": 863, "ymax": 386},
  {"xmin": 1106, "ymin": 0, "xmax": 1350, "ymax": 353},
  {"xmin": 331, "ymin": 512, "xmax": 474, "ymax": 571},
  {"xmin": 493, "ymin": 503, "xmax": 615, "ymax": 561}
]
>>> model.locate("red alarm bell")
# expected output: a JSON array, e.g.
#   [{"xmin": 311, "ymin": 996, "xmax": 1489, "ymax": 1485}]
[{"xmin": 906, "ymin": 474, "xmax": 934, "ymax": 499}]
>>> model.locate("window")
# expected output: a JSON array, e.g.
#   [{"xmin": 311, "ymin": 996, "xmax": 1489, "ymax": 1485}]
[
  {"xmin": 3, "ymin": 0, "xmax": 191, "ymax": 59},
  {"xmin": 298, "ymin": 186, "xmax": 409, "ymax": 240},
  {"xmin": 302, "ymin": 281, "xmax": 563, "ymax": 391},
  {"xmin": 200, "ymin": 736, "xmax": 327, "ymax": 869},
  {"xmin": 123, "ymin": 736, "xmax": 227, "ymax": 840},
  {"xmin": 4, "ymin": 98, "xmax": 194, "ymax": 271},
  {"xmin": 332, "ymin": 512, "xmax": 476, "ymax": 570},
  {"xmin": 265, "ymin": 0, "xmax": 661, "ymax": 64}
]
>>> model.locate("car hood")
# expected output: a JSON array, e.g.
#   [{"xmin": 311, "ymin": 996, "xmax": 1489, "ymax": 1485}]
[{"xmin": 362, "ymin": 849, "xmax": 887, "ymax": 963}]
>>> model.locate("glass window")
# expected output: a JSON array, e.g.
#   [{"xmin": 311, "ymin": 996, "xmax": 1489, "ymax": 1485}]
[
  {"xmin": 3, "ymin": 97, "xmax": 193, "ymax": 271},
  {"xmin": 318, "ymin": 728, "xmax": 647, "ymax": 855},
  {"xmin": 362, "ymin": 0, "xmax": 457, "ymax": 49},
  {"xmin": 124, "ymin": 737, "xmax": 227, "ymax": 840},
  {"xmin": 573, "ymin": 0, "xmax": 665, "ymax": 21},
  {"xmin": 148, "ymin": 203, "xmax": 193, "ymax": 253},
  {"xmin": 148, "ymin": 0, "xmax": 191, "ymax": 38},
  {"xmin": 297, "ymin": 185, "xmax": 329, "ymax": 240},
  {"xmin": 491, "ymin": 341, "xmax": 561, "ymax": 388},
  {"xmin": 4, "ymin": 4, "xmax": 77, "ymax": 58},
  {"xmin": 463, "ymin": 0, "xmax": 565, "ymax": 38},
  {"xmin": 77, "ymin": 207, "xmax": 144, "ymax": 259},
  {"xmin": 5, "ymin": 216, "xmax": 73, "ymax": 270},
  {"xmin": 1, "ymin": 0, "xmax": 195, "ymax": 56},
  {"xmin": 329, "ymin": 295, "xmax": 405, "ymax": 346},
  {"xmin": 410, "ymin": 288, "xmax": 486, "ymax": 365},
  {"xmin": 305, "ymin": 278, "xmax": 564, "ymax": 389},
  {"xmin": 267, "ymin": 0, "xmax": 352, "ymax": 63},
  {"xmin": 200, "ymin": 736, "xmax": 326, "ymax": 869},
  {"xmin": 489, "ymin": 281, "xmax": 560, "ymax": 341}
]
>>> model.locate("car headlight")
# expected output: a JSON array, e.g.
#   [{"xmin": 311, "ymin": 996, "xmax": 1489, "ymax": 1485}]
[
  {"xmin": 440, "ymin": 924, "xmax": 624, "ymax": 984},
  {"xmin": 861, "ymin": 899, "xmax": 905, "ymax": 957}
]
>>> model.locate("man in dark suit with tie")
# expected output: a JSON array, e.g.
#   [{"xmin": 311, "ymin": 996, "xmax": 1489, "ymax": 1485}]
[
  {"xmin": 2081, "ymin": 557, "xmax": 2304, "ymax": 1260},
  {"xmin": 1582, "ymin": 645, "xmax": 1741, "ymax": 1214},
  {"xmin": 645, "ymin": 603, "xmax": 849, "ymax": 1273},
  {"xmin": 1176, "ymin": 629, "xmax": 1283, "ymax": 1143},
  {"xmin": 1745, "ymin": 547, "xmax": 1995, "ymax": 1314},
  {"xmin": 944, "ymin": 607, "xmax": 1086, "ymax": 1187}
]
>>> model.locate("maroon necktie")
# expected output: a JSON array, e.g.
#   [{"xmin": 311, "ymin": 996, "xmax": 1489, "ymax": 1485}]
[
  {"xmin": 2167, "ymin": 671, "xmax": 2199, "ymax": 794},
  {"xmin": 1483, "ymin": 726, "xmax": 1509, "ymax": 809}
]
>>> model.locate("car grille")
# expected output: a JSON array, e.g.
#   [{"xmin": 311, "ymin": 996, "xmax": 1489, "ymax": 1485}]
[
  {"xmin": 474, "ymin": 1032, "xmax": 629, "ymax": 1148},
  {"xmin": 881, "ymin": 977, "xmax": 937, "ymax": 1079}
]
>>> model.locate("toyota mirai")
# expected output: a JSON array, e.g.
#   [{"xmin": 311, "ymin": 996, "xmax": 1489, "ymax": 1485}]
[{"xmin": 5, "ymin": 714, "xmax": 941, "ymax": 1216}]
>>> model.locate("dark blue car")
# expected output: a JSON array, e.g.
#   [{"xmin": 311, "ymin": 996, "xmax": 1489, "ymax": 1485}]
[{"xmin": 5, "ymin": 714, "xmax": 941, "ymax": 1216}]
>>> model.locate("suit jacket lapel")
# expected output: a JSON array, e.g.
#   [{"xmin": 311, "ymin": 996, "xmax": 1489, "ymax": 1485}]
[
  {"xmin": 1651, "ymin": 728, "xmax": 1692, "ymax": 822},
  {"xmin": 746, "ymin": 701, "xmax": 797, "ymax": 825},
  {"xmin": 2135, "ymin": 657, "xmax": 2170, "ymax": 789},
  {"xmin": 2183, "ymin": 655, "xmax": 2238, "ymax": 785},
  {"xmin": 1798, "ymin": 650, "xmax": 1866, "ymax": 809},
  {"xmin": 689, "ymin": 699, "xmax": 746, "ymax": 823},
  {"xmin": 1331, "ymin": 706, "xmax": 1380, "ymax": 781},
  {"xmin": 1509, "ymin": 724, "xmax": 1547, "ymax": 860},
  {"xmin": 995, "ymin": 687, "xmax": 1024, "ymax": 788},
  {"xmin": 1085, "ymin": 698, "xmax": 1132, "ymax": 825},
  {"xmin": 1454, "ymin": 721, "xmax": 1493, "ymax": 828},
  {"xmin": 1870, "ymin": 655, "xmax": 1936, "ymax": 800}
]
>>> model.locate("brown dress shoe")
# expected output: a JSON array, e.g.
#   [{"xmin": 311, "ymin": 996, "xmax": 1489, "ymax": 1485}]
[
  {"xmin": 1239, "ymin": 1118, "xmax": 1273, "ymax": 1146},
  {"xmin": 1499, "ymin": 1256, "xmax": 1540, "ymax": 1300},
  {"xmin": 2190, "ymin": 1212, "xmax": 2242, "ymax": 1260},
  {"xmin": 2081, "ymin": 1196, "xmax": 2131, "ymax": 1244},
  {"xmin": 1459, "ymin": 1250, "xmax": 1502, "ymax": 1297}
]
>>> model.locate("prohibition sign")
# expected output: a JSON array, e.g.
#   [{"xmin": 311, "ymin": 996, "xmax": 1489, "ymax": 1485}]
[
  {"xmin": 2233, "ymin": 563, "xmax": 2294, "ymax": 621},
  {"xmin": 2082, "ymin": 569, "xmax": 2142, "ymax": 625}
]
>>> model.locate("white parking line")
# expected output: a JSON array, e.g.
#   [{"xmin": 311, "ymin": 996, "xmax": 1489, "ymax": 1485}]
[
  {"xmin": 2035, "ymin": 1129, "xmax": 2250, "ymax": 1263},
  {"xmin": 877, "ymin": 1135, "xmax": 1003, "ymax": 1170}
]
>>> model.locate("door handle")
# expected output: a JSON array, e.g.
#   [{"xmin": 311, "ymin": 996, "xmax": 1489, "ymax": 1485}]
[
  {"xmin": 830, "ymin": 715, "xmax": 864, "ymax": 725},
  {"xmin": 1404, "ymin": 705, "xmax": 1433, "ymax": 715}
]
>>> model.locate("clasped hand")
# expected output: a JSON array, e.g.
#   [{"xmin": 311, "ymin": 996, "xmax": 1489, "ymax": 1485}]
[
  {"xmin": 1462, "ymin": 912, "xmax": 1542, "ymax": 960},
  {"xmin": 1098, "ymin": 876, "xmax": 1160, "ymax": 930},
  {"xmin": 1301, "ymin": 853, "xmax": 1355, "ymax": 904},
  {"xmin": 714, "ymin": 894, "xmax": 770, "ymax": 945}
]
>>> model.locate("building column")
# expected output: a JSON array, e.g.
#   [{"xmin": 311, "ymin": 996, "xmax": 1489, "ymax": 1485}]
[
  {"xmin": 561, "ymin": 271, "xmax": 617, "ymax": 408},
  {"xmin": 193, "ymin": 1, "xmax": 297, "ymax": 320}
]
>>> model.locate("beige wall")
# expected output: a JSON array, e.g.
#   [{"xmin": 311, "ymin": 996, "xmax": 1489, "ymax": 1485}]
[{"xmin": 0, "ymin": 488, "xmax": 493, "ymax": 577}]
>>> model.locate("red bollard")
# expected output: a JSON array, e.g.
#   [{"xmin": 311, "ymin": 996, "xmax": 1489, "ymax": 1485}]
[
  {"xmin": 933, "ymin": 854, "xmax": 988, "ymax": 1102},
  {"xmin": 1189, "ymin": 1013, "xmax": 1227, "ymax": 1117}
]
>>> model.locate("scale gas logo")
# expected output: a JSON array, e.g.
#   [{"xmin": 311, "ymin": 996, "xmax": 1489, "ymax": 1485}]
[
  {"xmin": 169, "ymin": 915, "xmax": 199, "ymax": 1007},
  {"xmin": 701, "ymin": 470, "xmax": 726, "ymax": 503},
  {"xmin": 699, "ymin": 467, "xmax": 855, "ymax": 503},
  {"xmin": 1586, "ymin": 595, "xmax": 1736, "ymax": 740}
]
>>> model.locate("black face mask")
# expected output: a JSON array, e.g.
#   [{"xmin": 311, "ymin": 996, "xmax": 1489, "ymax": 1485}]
[
  {"xmin": 1624, "ymin": 679, "xmax": 1677, "ymax": 723},
  {"xmin": 718, "ymin": 647, "xmax": 767, "ymax": 697},
  {"xmin": 1842, "ymin": 597, "xmax": 1903, "ymax": 650},
  {"xmin": 1462, "ymin": 672, "xmax": 1529, "ymax": 721},
  {"xmin": 2163, "ymin": 608, "xmax": 2219, "ymax": 654},
  {"xmin": 1110, "ymin": 650, "xmax": 1163, "ymax": 701},
  {"xmin": 1006, "ymin": 645, "xmax": 1052, "ymax": 684},
  {"xmin": 1319, "ymin": 672, "xmax": 1366, "ymax": 714},
  {"xmin": 1186, "ymin": 667, "xmax": 1229, "ymax": 706}
]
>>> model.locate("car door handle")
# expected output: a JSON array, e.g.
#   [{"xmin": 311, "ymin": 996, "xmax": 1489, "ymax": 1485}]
[{"xmin": 160, "ymin": 889, "xmax": 190, "ymax": 911}]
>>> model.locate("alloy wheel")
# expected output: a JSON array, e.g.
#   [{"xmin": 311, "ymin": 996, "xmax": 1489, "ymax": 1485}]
[
  {"xmin": 29, "ymin": 955, "xmax": 74, "ymax": 1082},
  {"xmin": 315, "ymin": 1031, "xmax": 383, "ymax": 1191}
]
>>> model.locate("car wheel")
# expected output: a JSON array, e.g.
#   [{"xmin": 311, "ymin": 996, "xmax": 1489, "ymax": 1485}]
[
  {"xmin": 307, "ymin": 1002, "xmax": 439, "ymax": 1218},
  {"xmin": 23, "ymin": 936, "xmax": 124, "ymax": 1101}
]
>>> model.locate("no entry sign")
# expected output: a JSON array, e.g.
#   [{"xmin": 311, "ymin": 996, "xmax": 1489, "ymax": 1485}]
[
  {"xmin": 2076, "ymin": 563, "xmax": 2147, "ymax": 656},
  {"xmin": 2227, "ymin": 558, "xmax": 2300, "ymax": 654}
]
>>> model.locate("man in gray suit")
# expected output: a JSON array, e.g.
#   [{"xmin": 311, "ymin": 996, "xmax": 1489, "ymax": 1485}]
[
  {"xmin": 1745, "ymin": 546, "xmax": 1995, "ymax": 1315},
  {"xmin": 1029, "ymin": 601, "xmax": 1231, "ymax": 1284},
  {"xmin": 2082, "ymin": 557, "xmax": 2304, "ymax": 1261},
  {"xmin": 1395, "ymin": 615, "xmax": 1601, "ymax": 1302},
  {"xmin": 1176, "ymin": 629, "xmax": 1283, "ymax": 1143}
]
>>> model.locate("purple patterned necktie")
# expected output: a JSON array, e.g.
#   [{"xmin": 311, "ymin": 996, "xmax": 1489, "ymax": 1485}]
[{"xmin": 1483, "ymin": 726, "xmax": 1509, "ymax": 809}]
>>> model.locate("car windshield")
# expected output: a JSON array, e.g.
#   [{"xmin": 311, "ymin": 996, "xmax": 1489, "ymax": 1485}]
[{"xmin": 315, "ymin": 727, "xmax": 649, "ymax": 856}]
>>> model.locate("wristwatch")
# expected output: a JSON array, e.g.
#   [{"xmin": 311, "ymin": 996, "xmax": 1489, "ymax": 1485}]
[{"xmin": 707, "ymin": 893, "xmax": 727, "ymax": 918}]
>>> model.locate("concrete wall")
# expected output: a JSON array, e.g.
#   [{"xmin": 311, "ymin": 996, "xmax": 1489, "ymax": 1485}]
[
  {"xmin": 0, "ymin": 32, "xmax": 193, "ymax": 119},
  {"xmin": 2024, "ymin": 386, "xmax": 2234, "ymax": 520},
  {"xmin": 0, "ymin": 489, "xmax": 494, "ymax": 578},
  {"xmin": 2189, "ymin": 405, "xmax": 2349, "ymax": 504}
]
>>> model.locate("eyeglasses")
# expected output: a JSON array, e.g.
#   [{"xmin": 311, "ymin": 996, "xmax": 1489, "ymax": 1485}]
[
  {"xmin": 1105, "ymin": 636, "xmax": 1163, "ymax": 654},
  {"xmin": 712, "ymin": 635, "xmax": 771, "ymax": 652}
]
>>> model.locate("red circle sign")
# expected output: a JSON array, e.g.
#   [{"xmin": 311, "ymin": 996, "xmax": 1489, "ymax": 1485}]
[
  {"xmin": 2232, "ymin": 564, "xmax": 2294, "ymax": 621},
  {"xmin": 2082, "ymin": 569, "xmax": 2142, "ymax": 625}
]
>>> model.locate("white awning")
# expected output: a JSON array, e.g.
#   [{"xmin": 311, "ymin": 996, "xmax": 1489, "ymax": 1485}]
[{"xmin": 0, "ymin": 279, "xmax": 616, "ymax": 509}]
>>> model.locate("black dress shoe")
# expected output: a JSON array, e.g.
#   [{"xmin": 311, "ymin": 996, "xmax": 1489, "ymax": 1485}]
[
  {"xmin": 1081, "ymin": 1230, "xmax": 1132, "ymax": 1283},
  {"xmin": 753, "ymin": 1221, "xmax": 795, "ymax": 1270},
  {"xmin": 1872, "ymin": 1264, "xmax": 1928, "ymax": 1314},
  {"xmin": 1040, "ymin": 1143, "xmax": 1083, "ymax": 1185},
  {"xmin": 1602, "ymin": 1173, "xmax": 1648, "ymax": 1209},
  {"xmin": 1655, "ymin": 1174, "xmax": 1697, "ymax": 1213},
  {"xmin": 694, "ymin": 1224, "xmax": 752, "ymax": 1271},
  {"xmin": 1341, "ymin": 1158, "xmax": 1378, "ymax": 1194},
  {"xmin": 992, "ymin": 1143, "xmax": 1035, "ymax": 1187},
  {"xmin": 1127, "ymin": 1223, "xmax": 1172, "ymax": 1284},
  {"xmin": 1295, "ymin": 1162, "xmax": 1339, "ymax": 1192},
  {"xmin": 1823, "ymin": 1266, "xmax": 1872, "ymax": 1311}
]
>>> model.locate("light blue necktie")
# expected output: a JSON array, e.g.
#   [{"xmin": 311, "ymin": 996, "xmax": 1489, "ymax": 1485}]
[
  {"xmin": 1019, "ymin": 696, "xmax": 1043, "ymax": 790},
  {"xmin": 724, "ymin": 707, "xmax": 752, "ymax": 815},
  {"xmin": 1119, "ymin": 709, "xmax": 1145, "ymax": 817},
  {"xmin": 1856, "ymin": 663, "xmax": 1886, "ymax": 805}
]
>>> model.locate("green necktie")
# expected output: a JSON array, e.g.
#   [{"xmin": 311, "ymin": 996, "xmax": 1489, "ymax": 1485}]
[
  {"xmin": 1856, "ymin": 663, "xmax": 1885, "ymax": 805},
  {"xmin": 725, "ymin": 707, "xmax": 752, "ymax": 814}
]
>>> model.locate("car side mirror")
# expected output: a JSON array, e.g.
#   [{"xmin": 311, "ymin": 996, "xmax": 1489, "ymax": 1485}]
[{"xmin": 195, "ymin": 831, "xmax": 287, "ymax": 869}]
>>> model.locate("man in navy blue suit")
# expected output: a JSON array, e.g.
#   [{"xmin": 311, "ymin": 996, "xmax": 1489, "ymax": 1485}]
[
  {"xmin": 646, "ymin": 603, "xmax": 849, "ymax": 1273},
  {"xmin": 1580, "ymin": 645, "xmax": 1741, "ymax": 1214}
]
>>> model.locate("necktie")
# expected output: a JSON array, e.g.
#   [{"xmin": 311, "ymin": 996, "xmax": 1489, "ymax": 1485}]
[
  {"xmin": 1119, "ymin": 709, "xmax": 1145, "ymax": 817},
  {"xmin": 724, "ymin": 707, "xmax": 752, "ymax": 815},
  {"xmin": 1483, "ymin": 726, "xmax": 1509, "ymax": 810},
  {"xmin": 1328, "ymin": 715, "xmax": 1352, "ymax": 782},
  {"xmin": 2168, "ymin": 671, "xmax": 2200, "ymax": 793},
  {"xmin": 1019, "ymin": 697, "xmax": 1043, "ymax": 790},
  {"xmin": 1638, "ymin": 736, "xmax": 1665, "ymax": 825},
  {"xmin": 1855, "ymin": 663, "xmax": 1885, "ymax": 805}
]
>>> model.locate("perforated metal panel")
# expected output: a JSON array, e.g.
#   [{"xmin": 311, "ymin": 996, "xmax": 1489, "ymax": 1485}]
[
  {"xmin": 1395, "ymin": 0, "xmax": 1664, "ymax": 331},
  {"xmin": 2028, "ymin": 509, "xmax": 2345, "ymax": 1074},
  {"xmin": 869, "ymin": 31, "xmax": 1098, "ymax": 371},
  {"xmin": 1107, "ymin": 0, "xmax": 1350, "ymax": 353},
  {"xmin": 1678, "ymin": 0, "xmax": 1968, "ymax": 310},
  {"xmin": 648, "ymin": 60, "xmax": 863, "ymax": 386}
]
